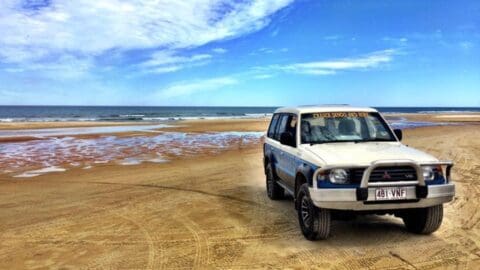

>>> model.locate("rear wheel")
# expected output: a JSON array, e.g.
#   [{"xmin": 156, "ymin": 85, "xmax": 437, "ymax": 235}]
[
  {"xmin": 265, "ymin": 163, "xmax": 284, "ymax": 200},
  {"xmin": 402, "ymin": 205, "xmax": 443, "ymax": 234},
  {"xmin": 297, "ymin": 184, "xmax": 331, "ymax": 240}
]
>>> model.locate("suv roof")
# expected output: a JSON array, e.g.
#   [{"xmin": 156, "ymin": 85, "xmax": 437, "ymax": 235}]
[{"xmin": 274, "ymin": 105, "xmax": 378, "ymax": 114}]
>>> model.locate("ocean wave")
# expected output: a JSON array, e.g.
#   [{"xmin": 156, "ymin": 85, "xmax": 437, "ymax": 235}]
[
  {"xmin": 0, "ymin": 118, "xmax": 15, "ymax": 122},
  {"xmin": 416, "ymin": 110, "xmax": 479, "ymax": 114},
  {"xmin": 0, "ymin": 114, "xmax": 272, "ymax": 123},
  {"xmin": 0, "ymin": 117, "xmax": 99, "ymax": 122},
  {"xmin": 382, "ymin": 110, "xmax": 479, "ymax": 115},
  {"xmin": 119, "ymin": 114, "xmax": 145, "ymax": 117},
  {"xmin": 387, "ymin": 120, "xmax": 459, "ymax": 129}
]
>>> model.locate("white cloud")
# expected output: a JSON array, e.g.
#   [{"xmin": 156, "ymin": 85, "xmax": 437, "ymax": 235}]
[
  {"xmin": 140, "ymin": 51, "xmax": 212, "ymax": 74},
  {"xmin": 324, "ymin": 35, "xmax": 340, "ymax": 40},
  {"xmin": 150, "ymin": 66, "xmax": 182, "ymax": 74},
  {"xmin": 253, "ymin": 74, "xmax": 274, "ymax": 79},
  {"xmin": 250, "ymin": 47, "xmax": 288, "ymax": 55},
  {"xmin": 0, "ymin": 89, "xmax": 21, "ymax": 98},
  {"xmin": 270, "ymin": 28, "xmax": 279, "ymax": 37},
  {"xmin": 264, "ymin": 49, "xmax": 396, "ymax": 75},
  {"xmin": 459, "ymin": 41, "xmax": 474, "ymax": 50},
  {"xmin": 4, "ymin": 54, "xmax": 93, "ymax": 79},
  {"xmin": 156, "ymin": 76, "xmax": 238, "ymax": 98},
  {"xmin": 382, "ymin": 37, "xmax": 408, "ymax": 45},
  {"xmin": 0, "ymin": 0, "xmax": 294, "ymax": 67},
  {"xmin": 212, "ymin": 48, "xmax": 228, "ymax": 54}
]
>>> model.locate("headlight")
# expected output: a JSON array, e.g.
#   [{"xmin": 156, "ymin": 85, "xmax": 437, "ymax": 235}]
[
  {"xmin": 422, "ymin": 166, "xmax": 436, "ymax": 181},
  {"xmin": 329, "ymin": 169, "xmax": 350, "ymax": 184}
]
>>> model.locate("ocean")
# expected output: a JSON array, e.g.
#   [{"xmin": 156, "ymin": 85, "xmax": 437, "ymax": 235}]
[{"xmin": 0, "ymin": 106, "xmax": 479, "ymax": 122}]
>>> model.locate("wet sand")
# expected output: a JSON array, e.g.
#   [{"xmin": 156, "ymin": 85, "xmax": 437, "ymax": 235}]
[
  {"xmin": 0, "ymin": 121, "xmax": 161, "ymax": 130},
  {"xmin": 0, "ymin": 119, "xmax": 479, "ymax": 269}
]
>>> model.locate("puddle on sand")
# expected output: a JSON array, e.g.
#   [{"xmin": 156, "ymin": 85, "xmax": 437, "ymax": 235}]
[
  {"xmin": 13, "ymin": 166, "xmax": 66, "ymax": 178},
  {"xmin": 1, "ymin": 131, "xmax": 264, "ymax": 178},
  {"xmin": 0, "ymin": 124, "xmax": 172, "ymax": 138}
]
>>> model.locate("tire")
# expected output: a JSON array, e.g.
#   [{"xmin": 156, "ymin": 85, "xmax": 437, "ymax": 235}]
[
  {"xmin": 402, "ymin": 205, "xmax": 443, "ymax": 234},
  {"xmin": 265, "ymin": 163, "xmax": 284, "ymax": 200},
  {"xmin": 297, "ymin": 184, "xmax": 331, "ymax": 240}
]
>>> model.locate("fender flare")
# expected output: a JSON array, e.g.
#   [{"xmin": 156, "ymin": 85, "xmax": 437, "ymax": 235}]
[
  {"xmin": 296, "ymin": 163, "xmax": 315, "ymax": 187},
  {"xmin": 263, "ymin": 144, "xmax": 278, "ymax": 176}
]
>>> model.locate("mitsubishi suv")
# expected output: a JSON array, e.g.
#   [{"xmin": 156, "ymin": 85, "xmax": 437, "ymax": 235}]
[{"xmin": 263, "ymin": 105, "xmax": 455, "ymax": 240}]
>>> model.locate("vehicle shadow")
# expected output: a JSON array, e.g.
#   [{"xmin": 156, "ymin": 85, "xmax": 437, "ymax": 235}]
[
  {"xmin": 83, "ymin": 179, "xmax": 439, "ymax": 247},
  {"xmin": 217, "ymin": 184, "xmax": 441, "ymax": 247}
]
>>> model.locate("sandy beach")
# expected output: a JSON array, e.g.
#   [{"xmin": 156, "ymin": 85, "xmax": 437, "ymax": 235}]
[{"xmin": 0, "ymin": 115, "xmax": 479, "ymax": 269}]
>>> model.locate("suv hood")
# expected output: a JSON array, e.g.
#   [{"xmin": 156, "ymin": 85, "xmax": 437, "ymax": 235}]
[{"xmin": 303, "ymin": 142, "xmax": 438, "ymax": 166}]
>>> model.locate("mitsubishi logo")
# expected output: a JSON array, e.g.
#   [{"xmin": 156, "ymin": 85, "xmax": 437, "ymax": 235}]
[{"xmin": 382, "ymin": 171, "xmax": 391, "ymax": 179}]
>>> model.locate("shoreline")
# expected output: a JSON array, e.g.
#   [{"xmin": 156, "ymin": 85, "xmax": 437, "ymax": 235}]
[{"xmin": 1, "ymin": 111, "xmax": 480, "ymax": 130}]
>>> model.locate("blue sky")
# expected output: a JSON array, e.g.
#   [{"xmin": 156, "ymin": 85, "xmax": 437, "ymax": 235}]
[{"xmin": 0, "ymin": 0, "xmax": 478, "ymax": 106}]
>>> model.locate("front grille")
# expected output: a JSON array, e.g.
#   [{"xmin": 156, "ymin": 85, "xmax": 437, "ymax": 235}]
[{"xmin": 350, "ymin": 166, "xmax": 418, "ymax": 183}]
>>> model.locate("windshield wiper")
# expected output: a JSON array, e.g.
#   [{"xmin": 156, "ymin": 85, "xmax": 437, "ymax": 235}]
[
  {"xmin": 307, "ymin": 139, "xmax": 394, "ymax": 145},
  {"xmin": 309, "ymin": 141, "xmax": 348, "ymax": 145},
  {"xmin": 354, "ymin": 139, "xmax": 395, "ymax": 143}
]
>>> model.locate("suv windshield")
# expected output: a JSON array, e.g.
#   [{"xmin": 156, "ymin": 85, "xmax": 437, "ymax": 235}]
[{"xmin": 300, "ymin": 112, "xmax": 396, "ymax": 144}]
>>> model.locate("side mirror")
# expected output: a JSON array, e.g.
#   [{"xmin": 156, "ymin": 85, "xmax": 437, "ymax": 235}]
[
  {"xmin": 393, "ymin": 129, "xmax": 403, "ymax": 141},
  {"xmin": 280, "ymin": 132, "xmax": 295, "ymax": 147}
]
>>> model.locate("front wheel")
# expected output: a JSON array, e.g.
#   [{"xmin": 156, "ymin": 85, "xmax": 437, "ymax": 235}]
[
  {"xmin": 402, "ymin": 205, "xmax": 443, "ymax": 234},
  {"xmin": 297, "ymin": 184, "xmax": 331, "ymax": 240}
]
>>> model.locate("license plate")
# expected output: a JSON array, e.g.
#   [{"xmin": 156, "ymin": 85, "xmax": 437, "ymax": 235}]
[{"xmin": 375, "ymin": 187, "xmax": 407, "ymax": 200}]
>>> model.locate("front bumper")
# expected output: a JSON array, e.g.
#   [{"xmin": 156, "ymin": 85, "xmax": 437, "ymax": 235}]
[
  {"xmin": 310, "ymin": 159, "xmax": 455, "ymax": 211},
  {"xmin": 309, "ymin": 183, "xmax": 455, "ymax": 210}
]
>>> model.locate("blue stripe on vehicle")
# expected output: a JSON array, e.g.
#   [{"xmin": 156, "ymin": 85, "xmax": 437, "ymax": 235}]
[
  {"xmin": 275, "ymin": 163, "xmax": 296, "ymax": 177},
  {"xmin": 426, "ymin": 175, "xmax": 446, "ymax": 185},
  {"xmin": 270, "ymin": 145, "xmax": 319, "ymax": 176},
  {"xmin": 316, "ymin": 180, "xmax": 359, "ymax": 189}
]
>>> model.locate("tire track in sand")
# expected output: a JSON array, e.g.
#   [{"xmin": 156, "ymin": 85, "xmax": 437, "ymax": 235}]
[
  {"xmin": 174, "ymin": 215, "xmax": 209, "ymax": 269},
  {"xmin": 86, "ymin": 204, "xmax": 163, "ymax": 270},
  {"xmin": 110, "ymin": 211, "xmax": 158, "ymax": 270}
]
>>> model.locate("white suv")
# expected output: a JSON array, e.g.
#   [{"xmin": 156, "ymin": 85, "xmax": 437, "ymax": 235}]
[{"xmin": 263, "ymin": 105, "xmax": 455, "ymax": 240}]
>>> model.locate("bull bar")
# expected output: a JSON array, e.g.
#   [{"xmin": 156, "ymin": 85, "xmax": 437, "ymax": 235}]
[{"xmin": 309, "ymin": 159, "xmax": 455, "ymax": 210}]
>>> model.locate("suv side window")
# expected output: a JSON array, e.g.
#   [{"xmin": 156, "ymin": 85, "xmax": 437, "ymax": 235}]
[
  {"xmin": 267, "ymin": 114, "xmax": 280, "ymax": 138},
  {"xmin": 275, "ymin": 114, "xmax": 289, "ymax": 141},
  {"xmin": 286, "ymin": 114, "xmax": 297, "ymax": 146}
]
